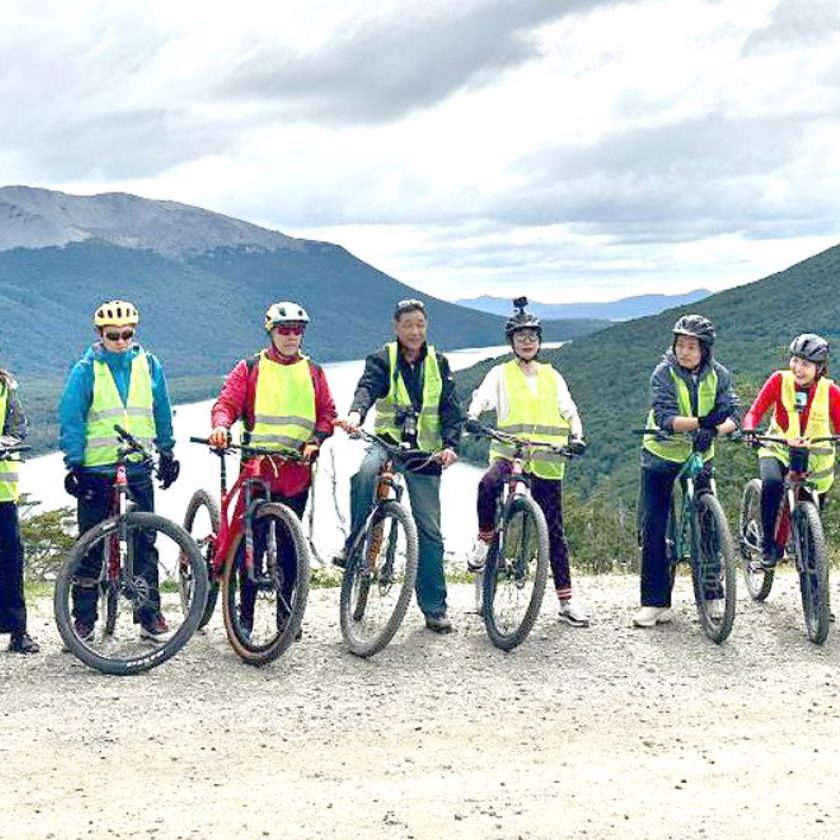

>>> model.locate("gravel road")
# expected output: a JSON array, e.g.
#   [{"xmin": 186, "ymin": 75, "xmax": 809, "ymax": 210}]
[{"xmin": 2, "ymin": 573, "xmax": 839, "ymax": 840}]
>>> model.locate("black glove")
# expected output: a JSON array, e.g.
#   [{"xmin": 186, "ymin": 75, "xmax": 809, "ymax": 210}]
[
  {"xmin": 698, "ymin": 410, "xmax": 728, "ymax": 431},
  {"xmin": 567, "ymin": 437, "xmax": 587, "ymax": 456},
  {"xmin": 157, "ymin": 452, "xmax": 180, "ymax": 489},
  {"xmin": 64, "ymin": 467, "xmax": 83, "ymax": 498},
  {"xmin": 694, "ymin": 428, "xmax": 715, "ymax": 454}
]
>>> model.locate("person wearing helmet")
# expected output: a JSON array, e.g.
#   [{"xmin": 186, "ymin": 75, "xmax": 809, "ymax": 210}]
[
  {"xmin": 60, "ymin": 300, "xmax": 180, "ymax": 643},
  {"xmin": 466, "ymin": 297, "xmax": 590, "ymax": 627},
  {"xmin": 742, "ymin": 333, "xmax": 840, "ymax": 568},
  {"xmin": 0, "ymin": 364, "xmax": 39, "ymax": 654},
  {"xmin": 208, "ymin": 302, "xmax": 336, "ymax": 635},
  {"xmin": 337, "ymin": 298, "xmax": 461, "ymax": 634},
  {"xmin": 635, "ymin": 314, "xmax": 740, "ymax": 628}
]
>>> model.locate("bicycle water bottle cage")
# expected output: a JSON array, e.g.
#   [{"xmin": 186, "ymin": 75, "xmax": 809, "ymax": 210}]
[{"xmin": 789, "ymin": 446, "xmax": 809, "ymax": 474}]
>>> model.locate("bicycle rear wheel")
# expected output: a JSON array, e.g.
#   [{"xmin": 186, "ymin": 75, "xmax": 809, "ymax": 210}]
[
  {"xmin": 182, "ymin": 489, "xmax": 221, "ymax": 628},
  {"xmin": 221, "ymin": 502, "xmax": 310, "ymax": 666},
  {"xmin": 739, "ymin": 478, "xmax": 773, "ymax": 601},
  {"xmin": 54, "ymin": 512, "xmax": 208, "ymax": 676},
  {"xmin": 483, "ymin": 495, "xmax": 549, "ymax": 651},
  {"xmin": 793, "ymin": 501, "xmax": 830, "ymax": 644},
  {"xmin": 691, "ymin": 493, "xmax": 736, "ymax": 644},
  {"xmin": 340, "ymin": 499, "xmax": 419, "ymax": 657}
]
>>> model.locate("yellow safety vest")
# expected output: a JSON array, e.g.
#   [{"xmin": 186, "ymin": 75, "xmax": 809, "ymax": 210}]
[
  {"xmin": 489, "ymin": 360, "xmax": 571, "ymax": 480},
  {"xmin": 374, "ymin": 342, "xmax": 443, "ymax": 451},
  {"xmin": 243, "ymin": 353, "xmax": 316, "ymax": 451},
  {"xmin": 643, "ymin": 366, "xmax": 718, "ymax": 463},
  {"xmin": 0, "ymin": 382, "xmax": 20, "ymax": 502},
  {"xmin": 83, "ymin": 352, "xmax": 156, "ymax": 468},
  {"xmin": 759, "ymin": 371, "xmax": 835, "ymax": 493}
]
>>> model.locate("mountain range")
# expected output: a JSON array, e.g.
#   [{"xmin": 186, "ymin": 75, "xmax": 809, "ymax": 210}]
[{"xmin": 455, "ymin": 289, "xmax": 711, "ymax": 321}]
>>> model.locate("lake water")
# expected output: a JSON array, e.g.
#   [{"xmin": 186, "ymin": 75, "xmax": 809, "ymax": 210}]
[{"xmin": 20, "ymin": 343, "xmax": 560, "ymax": 563}]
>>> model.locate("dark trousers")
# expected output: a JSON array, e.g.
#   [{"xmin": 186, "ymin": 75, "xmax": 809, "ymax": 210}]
[
  {"xmin": 72, "ymin": 471, "xmax": 158, "ymax": 626},
  {"xmin": 477, "ymin": 460, "xmax": 572, "ymax": 598},
  {"xmin": 0, "ymin": 502, "xmax": 26, "ymax": 635},
  {"xmin": 237, "ymin": 489, "xmax": 308, "ymax": 628}
]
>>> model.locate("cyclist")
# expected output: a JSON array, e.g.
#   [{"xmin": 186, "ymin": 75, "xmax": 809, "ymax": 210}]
[
  {"xmin": 337, "ymin": 299, "xmax": 461, "ymax": 634},
  {"xmin": 466, "ymin": 297, "xmax": 590, "ymax": 627},
  {"xmin": 0, "ymin": 369, "xmax": 39, "ymax": 654},
  {"xmin": 60, "ymin": 300, "xmax": 180, "ymax": 643},
  {"xmin": 742, "ymin": 333, "xmax": 840, "ymax": 569},
  {"xmin": 635, "ymin": 314, "xmax": 739, "ymax": 628},
  {"xmin": 208, "ymin": 301, "xmax": 336, "ymax": 635}
]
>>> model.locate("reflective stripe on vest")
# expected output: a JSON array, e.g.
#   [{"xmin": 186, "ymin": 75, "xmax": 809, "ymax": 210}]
[
  {"xmin": 374, "ymin": 342, "xmax": 443, "ymax": 451},
  {"xmin": 489, "ymin": 360, "xmax": 570, "ymax": 480},
  {"xmin": 83, "ymin": 352, "xmax": 155, "ymax": 467},
  {"xmin": 759, "ymin": 372, "xmax": 835, "ymax": 493},
  {"xmin": 643, "ymin": 367, "xmax": 718, "ymax": 463},
  {"xmin": 243, "ymin": 353, "xmax": 316, "ymax": 452},
  {"xmin": 0, "ymin": 383, "xmax": 19, "ymax": 502}
]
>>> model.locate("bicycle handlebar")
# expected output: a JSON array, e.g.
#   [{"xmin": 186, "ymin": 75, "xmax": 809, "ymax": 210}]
[
  {"xmin": 189, "ymin": 436, "xmax": 304, "ymax": 462},
  {"xmin": 465, "ymin": 419, "xmax": 579, "ymax": 458},
  {"xmin": 742, "ymin": 430, "xmax": 840, "ymax": 446},
  {"xmin": 335, "ymin": 424, "xmax": 437, "ymax": 470},
  {"xmin": 113, "ymin": 423, "xmax": 154, "ymax": 461}
]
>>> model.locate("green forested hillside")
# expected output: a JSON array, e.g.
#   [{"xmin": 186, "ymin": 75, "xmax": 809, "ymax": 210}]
[
  {"xmin": 456, "ymin": 242, "xmax": 840, "ymax": 568},
  {"xmin": 0, "ymin": 240, "xmax": 606, "ymax": 452}
]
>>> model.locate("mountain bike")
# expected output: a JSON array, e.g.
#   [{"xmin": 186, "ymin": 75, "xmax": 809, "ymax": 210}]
[
  {"xmin": 334, "ymin": 424, "xmax": 422, "ymax": 657},
  {"xmin": 464, "ymin": 420, "xmax": 579, "ymax": 651},
  {"xmin": 637, "ymin": 431, "xmax": 737, "ymax": 644},
  {"xmin": 739, "ymin": 432, "xmax": 840, "ymax": 644},
  {"xmin": 182, "ymin": 437, "xmax": 310, "ymax": 666},
  {"xmin": 54, "ymin": 425, "xmax": 208, "ymax": 675}
]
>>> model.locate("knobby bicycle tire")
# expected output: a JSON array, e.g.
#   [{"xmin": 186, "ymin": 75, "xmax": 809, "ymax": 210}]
[
  {"xmin": 182, "ymin": 488, "xmax": 221, "ymax": 628},
  {"xmin": 793, "ymin": 501, "xmax": 830, "ymax": 645},
  {"xmin": 739, "ymin": 478, "xmax": 774, "ymax": 601},
  {"xmin": 339, "ymin": 499, "xmax": 419, "ymax": 658},
  {"xmin": 691, "ymin": 493, "xmax": 736, "ymax": 644},
  {"xmin": 221, "ymin": 502, "xmax": 310, "ymax": 666},
  {"xmin": 483, "ymin": 494, "xmax": 549, "ymax": 651},
  {"xmin": 54, "ymin": 511, "xmax": 208, "ymax": 676}
]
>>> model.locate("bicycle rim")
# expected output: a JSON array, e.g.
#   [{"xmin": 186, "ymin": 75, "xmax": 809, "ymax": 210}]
[
  {"xmin": 739, "ymin": 478, "xmax": 774, "ymax": 601},
  {"xmin": 794, "ymin": 502, "xmax": 830, "ymax": 644},
  {"xmin": 483, "ymin": 495, "xmax": 549, "ymax": 651},
  {"xmin": 181, "ymin": 489, "xmax": 221, "ymax": 628},
  {"xmin": 692, "ymin": 494, "xmax": 736, "ymax": 644},
  {"xmin": 222, "ymin": 503, "xmax": 310, "ymax": 666},
  {"xmin": 54, "ymin": 512, "xmax": 208, "ymax": 676},
  {"xmin": 339, "ymin": 500, "xmax": 418, "ymax": 657}
]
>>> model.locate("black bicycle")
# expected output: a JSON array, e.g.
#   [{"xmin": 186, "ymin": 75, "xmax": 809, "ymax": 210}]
[
  {"xmin": 335, "ymin": 424, "xmax": 424, "ymax": 657},
  {"xmin": 465, "ymin": 420, "xmax": 580, "ymax": 651},
  {"xmin": 54, "ymin": 425, "xmax": 208, "ymax": 675}
]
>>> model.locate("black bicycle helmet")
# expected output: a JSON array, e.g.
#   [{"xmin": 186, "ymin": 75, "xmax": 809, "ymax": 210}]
[
  {"xmin": 672, "ymin": 314, "xmax": 716, "ymax": 347},
  {"xmin": 505, "ymin": 296, "xmax": 542, "ymax": 340},
  {"xmin": 790, "ymin": 333, "xmax": 829, "ymax": 364}
]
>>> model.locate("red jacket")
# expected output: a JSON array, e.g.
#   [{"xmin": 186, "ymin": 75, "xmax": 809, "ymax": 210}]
[
  {"xmin": 211, "ymin": 347, "xmax": 336, "ymax": 497},
  {"xmin": 742, "ymin": 371, "xmax": 840, "ymax": 434}
]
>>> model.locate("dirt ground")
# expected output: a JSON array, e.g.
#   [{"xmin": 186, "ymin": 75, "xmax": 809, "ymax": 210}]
[{"xmin": 2, "ymin": 573, "xmax": 840, "ymax": 840}]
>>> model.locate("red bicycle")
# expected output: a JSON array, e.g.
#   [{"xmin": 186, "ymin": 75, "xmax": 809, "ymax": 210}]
[{"xmin": 181, "ymin": 437, "xmax": 310, "ymax": 666}]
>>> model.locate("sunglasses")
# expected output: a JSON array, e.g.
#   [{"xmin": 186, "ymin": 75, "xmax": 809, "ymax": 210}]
[
  {"xmin": 394, "ymin": 298, "xmax": 426, "ymax": 318},
  {"xmin": 273, "ymin": 325, "xmax": 305, "ymax": 336},
  {"xmin": 513, "ymin": 330, "xmax": 540, "ymax": 342},
  {"xmin": 104, "ymin": 329, "xmax": 135, "ymax": 342}
]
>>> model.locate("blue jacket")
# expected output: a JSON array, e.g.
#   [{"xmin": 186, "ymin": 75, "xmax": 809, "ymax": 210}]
[{"xmin": 59, "ymin": 343, "xmax": 175, "ymax": 472}]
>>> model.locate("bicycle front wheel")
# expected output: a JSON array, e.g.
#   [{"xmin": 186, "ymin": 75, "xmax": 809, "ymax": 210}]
[
  {"xmin": 54, "ymin": 512, "xmax": 208, "ymax": 676},
  {"xmin": 739, "ymin": 478, "xmax": 773, "ymax": 601},
  {"xmin": 692, "ymin": 493, "xmax": 736, "ymax": 644},
  {"xmin": 483, "ymin": 494, "xmax": 549, "ymax": 651},
  {"xmin": 793, "ymin": 501, "xmax": 830, "ymax": 645},
  {"xmin": 221, "ymin": 502, "xmax": 310, "ymax": 666},
  {"xmin": 340, "ymin": 499, "xmax": 419, "ymax": 657},
  {"xmin": 182, "ymin": 489, "xmax": 221, "ymax": 628}
]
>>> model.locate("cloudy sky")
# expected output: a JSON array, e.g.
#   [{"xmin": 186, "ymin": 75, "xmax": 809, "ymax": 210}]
[{"xmin": 2, "ymin": 0, "xmax": 839, "ymax": 302}]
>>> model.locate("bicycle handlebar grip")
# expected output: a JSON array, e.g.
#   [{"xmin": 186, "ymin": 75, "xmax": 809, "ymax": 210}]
[
  {"xmin": 464, "ymin": 418, "xmax": 484, "ymax": 435},
  {"xmin": 189, "ymin": 436, "xmax": 211, "ymax": 444}
]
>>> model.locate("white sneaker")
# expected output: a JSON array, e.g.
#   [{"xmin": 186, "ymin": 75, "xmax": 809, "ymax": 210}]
[
  {"xmin": 632, "ymin": 606, "xmax": 674, "ymax": 628},
  {"xmin": 558, "ymin": 597, "xmax": 590, "ymax": 627},
  {"xmin": 706, "ymin": 599, "xmax": 726, "ymax": 620},
  {"xmin": 467, "ymin": 539, "xmax": 489, "ymax": 572}
]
